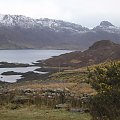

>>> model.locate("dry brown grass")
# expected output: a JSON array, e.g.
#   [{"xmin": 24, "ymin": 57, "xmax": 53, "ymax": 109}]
[
  {"xmin": 70, "ymin": 59, "xmax": 81, "ymax": 64},
  {"xmin": 9, "ymin": 82, "xmax": 95, "ymax": 95},
  {"xmin": 70, "ymin": 83, "xmax": 96, "ymax": 95},
  {"xmin": 9, "ymin": 82, "xmax": 76, "ymax": 90}
]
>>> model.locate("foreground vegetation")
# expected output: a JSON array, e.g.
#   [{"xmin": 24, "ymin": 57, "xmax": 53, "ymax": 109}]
[
  {"xmin": 0, "ymin": 106, "xmax": 91, "ymax": 120},
  {"xmin": 88, "ymin": 61, "xmax": 120, "ymax": 120},
  {"xmin": 0, "ymin": 61, "xmax": 120, "ymax": 120}
]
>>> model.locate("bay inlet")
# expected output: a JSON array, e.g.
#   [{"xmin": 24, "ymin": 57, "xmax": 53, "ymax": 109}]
[{"xmin": 0, "ymin": 50, "xmax": 71, "ymax": 82}]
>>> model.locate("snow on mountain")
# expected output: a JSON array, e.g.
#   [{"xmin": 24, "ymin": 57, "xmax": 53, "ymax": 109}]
[
  {"xmin": 0, "ymin": 14, "xmax": 89, "ymax": 33},
  {"xmin": 0, "ymin": 14, "xmax": 38, "ymax": 28},
  {"xmin": 36, "ymin": 18, "xmax": 89, "ymax": 33},
  {"xmin": 100, "ymin": 21, "xmax": 114, "ymax": 27},
  {"xmin": 93, "ymin": 21, "xmax": 120, "ymax": 34},
  {"xmin": 0, "ymin": 14, "xmax": 120, "ymax": 50},
  {"xmin": 0, "ymin": 14, "xmax": 120, "ymax": 35}
]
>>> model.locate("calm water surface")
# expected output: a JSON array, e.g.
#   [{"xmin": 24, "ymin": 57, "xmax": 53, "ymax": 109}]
[
  {"xmin": 0, "ymin": 50, "xmax": 71, "ymax": 82},
  {"xmin": 0, "ymin": 50, "xmax": 71, "ymax": 64}
]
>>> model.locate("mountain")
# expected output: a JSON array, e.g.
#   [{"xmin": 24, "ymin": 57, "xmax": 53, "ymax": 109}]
[
  {"xmin": 93, "ymin": 21, "xmax": 120, "ymax": 34},
  {"xmin": 41, "ymin": 40, "xmax": 120, "ymax": 68},
  {"xmin": 0, "ymin": 14, "xmax": 120, "ymax": 50}
]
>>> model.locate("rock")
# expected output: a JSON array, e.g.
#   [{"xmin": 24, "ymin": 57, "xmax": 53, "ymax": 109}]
[
  {"xmin": 70, "ymin": 108, "xmax": 89, "ymax": 113},
  {"xmin": 55, "ymin": 103, "xmax": 68, "ymax": 109}
]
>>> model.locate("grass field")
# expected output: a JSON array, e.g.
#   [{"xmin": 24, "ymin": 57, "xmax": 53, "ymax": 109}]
[{"xmin": 0, "ymin": 106, "xmax": 91, "ymax": 120}]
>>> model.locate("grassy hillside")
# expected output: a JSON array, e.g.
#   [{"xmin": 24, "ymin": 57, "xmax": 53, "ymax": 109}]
[{"xmin": 0, "ymin": 106, "xmax": 91, "ymax": 120}]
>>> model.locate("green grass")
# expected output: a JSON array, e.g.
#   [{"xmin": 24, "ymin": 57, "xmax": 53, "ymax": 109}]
[
  {"xmin": 49, "ymin": 60, "xmax": 120, "ymax": 83},
  {"xmin": 0, "ymin": 106, "xmax": 91, "ymax": 120},
  {"xmin": 49, "ymin": 71, "xmax": 88, "ymax": 83}
]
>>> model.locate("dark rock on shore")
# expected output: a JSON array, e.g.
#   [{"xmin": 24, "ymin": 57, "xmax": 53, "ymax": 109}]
[
  {"xmin": 17, "ymin": 71, "xmax": 50, "ymax": 82},
  {"xmin": 1, "ymin": 71, "xmax": 21, "ymax": 75},
  {"xmin": 0, "ymin": 62, "xmax": 32, "ymax": 68}
]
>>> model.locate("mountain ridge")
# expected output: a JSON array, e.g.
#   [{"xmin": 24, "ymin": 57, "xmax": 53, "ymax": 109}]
[
  {"xmin": 0, "ymin": 14, "xmax": 120, "ymax": 50},
  {"xmin": 0, "ymin": 14, "xmax": 89, "ymax": 32}
]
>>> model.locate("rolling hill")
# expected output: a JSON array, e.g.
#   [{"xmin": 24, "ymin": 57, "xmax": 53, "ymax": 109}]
[{"xmin": 41, "ymin": 40, "xmax": 120, "ymax": 68}]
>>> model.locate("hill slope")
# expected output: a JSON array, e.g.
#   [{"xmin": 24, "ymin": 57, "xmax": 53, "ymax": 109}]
[{"xmin": 41, "ymin": 40, "xmax": 120, "ymax": 67}]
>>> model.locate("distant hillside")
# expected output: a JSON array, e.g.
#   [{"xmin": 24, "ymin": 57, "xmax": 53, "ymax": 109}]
[
  {"xmin": 0, "ymin": 14, "xmax": 120, "ymax": 50},
  {"xmin": 41, "ymin": 40, "xmax": 120, "ymax": 67}
]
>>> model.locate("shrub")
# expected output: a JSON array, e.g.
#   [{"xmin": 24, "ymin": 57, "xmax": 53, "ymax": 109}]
[{"xmin": 88, "ymin": 62, "xmax": 120, "ymax": 120}]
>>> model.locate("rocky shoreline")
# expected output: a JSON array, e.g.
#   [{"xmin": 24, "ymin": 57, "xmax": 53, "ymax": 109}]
[{"xmin": 0, "ymin": 61, "xmax": 60, "ymax": 83}]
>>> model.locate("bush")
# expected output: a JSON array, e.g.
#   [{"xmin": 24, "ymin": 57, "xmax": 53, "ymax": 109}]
[{"xmin": 88, "ymin": 62, "xmax": 120, "ymax": 120}]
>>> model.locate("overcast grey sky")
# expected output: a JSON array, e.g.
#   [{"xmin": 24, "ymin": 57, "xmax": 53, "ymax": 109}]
[{"xmin": 0, "ymin": 0, "xmax": 120, "ymax": 28}]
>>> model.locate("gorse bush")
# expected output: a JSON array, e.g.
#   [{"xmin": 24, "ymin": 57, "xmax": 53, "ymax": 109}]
[{"xmin": 88, "ymin": 61, "xmax": 120, "ymax": 120}]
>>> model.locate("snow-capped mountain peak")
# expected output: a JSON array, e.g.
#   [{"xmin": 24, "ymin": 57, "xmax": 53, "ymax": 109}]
[
  {"xmin": 100, "ymin": 21, "xmax": 114, "ymax": 27},
  {"xmin": 0, "ymin": 14, "xmax": 120, "ymax": 50},
  {"xmin": 0, "ymin": 14, "xmax": 38, "ymax": 28},
  {"xmin": 0, "ymin": 14, "xmax": 89, "ymax": 33},
  {"xmin": 92, "ymin": 21, "xmax": 120, "ymax": 34}
]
